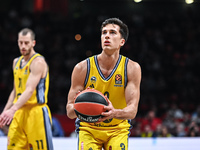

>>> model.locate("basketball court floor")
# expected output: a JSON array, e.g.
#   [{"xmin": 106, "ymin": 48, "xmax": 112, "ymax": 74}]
[{"xmin": 0, "ymin": 137, "xmax": 200, "ymax": 150}]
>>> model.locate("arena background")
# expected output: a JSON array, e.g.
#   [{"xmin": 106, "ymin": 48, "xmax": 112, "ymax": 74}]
[{"xmin": 0, "ymin": 0, "xmax": 200, "ymax": 149}]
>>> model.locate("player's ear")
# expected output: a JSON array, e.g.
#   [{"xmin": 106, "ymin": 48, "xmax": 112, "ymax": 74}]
[
  {"xmin": 33, "ymin": 40, "xmax": 36, "ymax": 47},
  {"xmin": 120, "ymin": 38, "xmax": 125, "ymax": 47}
]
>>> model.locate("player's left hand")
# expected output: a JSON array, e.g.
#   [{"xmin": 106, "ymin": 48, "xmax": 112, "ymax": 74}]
[
  {"xmin": 97, "ymin": 98, "xmax": 116, "ymax": 123},
  {"xmin": 0, "ymin": 109, "xmax": 15, "ymax": 128}
]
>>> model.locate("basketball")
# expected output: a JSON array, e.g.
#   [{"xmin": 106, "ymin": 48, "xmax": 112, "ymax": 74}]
[{"xmin": 74, "ymin": 88, "xmax": 108, "ymax": 123}]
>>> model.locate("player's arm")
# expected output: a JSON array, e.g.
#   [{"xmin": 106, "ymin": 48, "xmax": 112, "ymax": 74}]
[
  {"xmin": 0, "ymin": 57, "xmax": 46, "ymax": 127},
  {"xmin": 122, "ymin": 60, "xmax": 141, "ymax": 119},
  {"xmin": 11, "ymin": 57, "xmax": 46, "ymax": 110},
  {"xmin": 67, "ymin": 60, "xmax": 87, "ymax": 119},
  {"xmin": 100, "ymin": 60, "xmax": 141, "ymax": 121}
]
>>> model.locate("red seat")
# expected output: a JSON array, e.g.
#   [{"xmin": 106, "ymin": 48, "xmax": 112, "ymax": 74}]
[{"xmin": 52, "ymin": 114, "xmax": 76, "ymax": 137}]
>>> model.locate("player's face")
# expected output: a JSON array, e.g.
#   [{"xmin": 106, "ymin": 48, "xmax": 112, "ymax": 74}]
[
  {"xmin": 18, "ymin": 33, "xmax": 35, "ymax": 56},
  {"xmin": 101, "ymin": 24, "xmax": 125, "ymax": 52}
]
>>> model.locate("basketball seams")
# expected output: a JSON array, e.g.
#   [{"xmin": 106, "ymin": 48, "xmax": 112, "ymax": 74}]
[
  {"xmin": 75, "ymin": 91, "xmax": 108, "ymax": 105},
  {"xmin": 74, "ymin": 109, "xmax": 102, "ymax": 117},
  {"xmin": 74, "ymin": 101, "xmax": 106, "ymax": 105},
  {"xmin": 79, "ymin": 88, "xmax": 105, "ymax": 97},
  {"xmin": 74, "ymin": 102, "xmax": 106, "ymax": 115}
]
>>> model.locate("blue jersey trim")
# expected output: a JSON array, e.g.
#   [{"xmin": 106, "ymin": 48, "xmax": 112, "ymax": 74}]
[
  {"xmin": 75, "ymin": 118, "xmax": 81, "ymax": 134},
  {"xmin": 94, "ymin": 55, "xmax": 122, "ymax": 81},
  {"xmin": 128, "ymin": 119, "xmax": 133, "ymax": 136},
  {"xmin": 42, "ymin": 106, "xmax": 54, "ymax": 150},
  {"xmin": 36, "ymin": 78, "xmax": 46, "ymax": 104},
  {"xmin": 84, "ymin": 58, "xmax": 90, "ymax": 87},
  {"xmin": 19, "ymin": 53, "xmax": 38, "ymax": 69},
  {"xmin": 124, "ymin": 58, "xmax": 129, "ymax": 88}
]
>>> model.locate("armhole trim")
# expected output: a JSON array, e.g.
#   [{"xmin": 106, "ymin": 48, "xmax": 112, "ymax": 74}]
[
  {"xmin": 124, "ymin": 58, "xmax": 129, "ymax": 88},
  {"xmin": 84, "ymin": 58, "xmax": 90, "ymax": 87}
]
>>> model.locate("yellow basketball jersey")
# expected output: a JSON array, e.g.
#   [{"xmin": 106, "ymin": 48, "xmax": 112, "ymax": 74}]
[
  {"xmin": 13, "ymin": 53, "xmax": 49, "ymax": 105},
  {"xmin": 83, "ymin": 55, "xmax": 130, "ymax": 127}
]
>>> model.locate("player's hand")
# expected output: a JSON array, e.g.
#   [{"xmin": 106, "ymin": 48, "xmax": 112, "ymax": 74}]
[
  {"xmin": 97, "ymin": 98, "xmax": 115, "ymax": 123},
  {"xmin": 73, "ymin": 87, "xmax": 91, "ymax": 101},
  {"xmin": 0, "ymin": 109, "xmax": 15, "ymax": 128}
]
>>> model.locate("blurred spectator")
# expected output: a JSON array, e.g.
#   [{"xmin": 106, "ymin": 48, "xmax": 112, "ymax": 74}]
[
  {"xmin": 0, "ymin": 125, "xmax": 9, "ymax": 136},
  {"xmin": 141, "ymin": 110, "xmax": 162, "ymax": 132},
  {"xmin": 152, "ymin": 123, "xmax": 162, "ymax": 137},
  {"xmin": 191, "ymin": 105, "xmax": 200, "ymax": 126},
  {"xmin": 158, "ymin": 125, "xmax": 173, "ymax": 137},
  {"xmin": 187, "ymin": 121, "xmax": 200, "ymax": 137},
  {"xmin": 169, "ymin": 103, "xmax": 184, "ymax": 120},
  {"xmin": 141, "ymin": 124, "xmax": 154, "ymax": 137},
  {"xmin": 52, "ymin": 117, "xmax": 65, "ymax": 137},
  {"xmin": 130, "ymin": 120, "xmax": 142, "ymax": 137},
  {"xmin": 162, "ymin": 110, "xmax": 177, "ymax": 135},
  {"xmin": 175, "ymin": 122, "xmax": 186, "ymax": 137},
  {"xmin": 183, "ymin": 112, "xmax": 192, "ymax": 127},
  {"xmin": 70, "ymin": 131, "xmax": 77, "ymax": 138}
]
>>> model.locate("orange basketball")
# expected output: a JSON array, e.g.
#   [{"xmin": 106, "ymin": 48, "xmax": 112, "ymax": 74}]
[{"xmin": 74, "ymin": 88, "xmax": 108, "ymax": 123}]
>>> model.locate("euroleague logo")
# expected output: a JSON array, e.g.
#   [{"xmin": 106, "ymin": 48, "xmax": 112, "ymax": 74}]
[
  {"xmin": 24, "ymin": 66, "xmax": 29, "ymax": 75},
  {"xmin": 115, "ymin": 74, "xmax": 122, "ymax": 84}
]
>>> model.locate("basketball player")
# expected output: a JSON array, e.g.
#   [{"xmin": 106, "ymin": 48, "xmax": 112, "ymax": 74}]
[
  {"xmin": 0, "ymin": 28, "xmax": 54, "ymax": 150},
  {"xmin": 67, "ymin": 18, "xmax": 141, "ymax": 150}
]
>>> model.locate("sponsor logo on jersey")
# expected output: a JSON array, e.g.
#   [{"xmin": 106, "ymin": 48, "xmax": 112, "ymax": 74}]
[
  {"xmin": 91, "ymin": 76, "xmax": 97, "ymax": 83},
  {"xmin": 89, "ymin": 84, "xmax": 95, "ymax": 88},
  {"xmin": 81, "ymin": 142, "xmax": 84, "ymax": 150}
]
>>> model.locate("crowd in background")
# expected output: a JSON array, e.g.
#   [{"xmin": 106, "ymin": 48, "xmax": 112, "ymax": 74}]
[{"xmin": 0, "ymin": 2, "xmax": 200, "ymax": 137}]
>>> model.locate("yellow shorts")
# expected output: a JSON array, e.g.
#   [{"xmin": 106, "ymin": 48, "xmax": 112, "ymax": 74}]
[
  {"xmin": 76, "ymin": 119, "xmax": 131, "ymax": 150},
  {"xmin": 7, "ymin": 104, "xmax": 54, "ymax": 150}
]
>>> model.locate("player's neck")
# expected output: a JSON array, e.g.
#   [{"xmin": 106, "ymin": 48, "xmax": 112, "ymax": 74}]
[
  {"xmin": 97, "ymin": 52, "xmax": 120, "ymax": 76},
  {"xmin": 98, "ymin": 52, "xmax": 119, "ymax": 68},
  {"xmin": 23, "ymin": 50, "xmax": 36, "ymax": 61}
]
